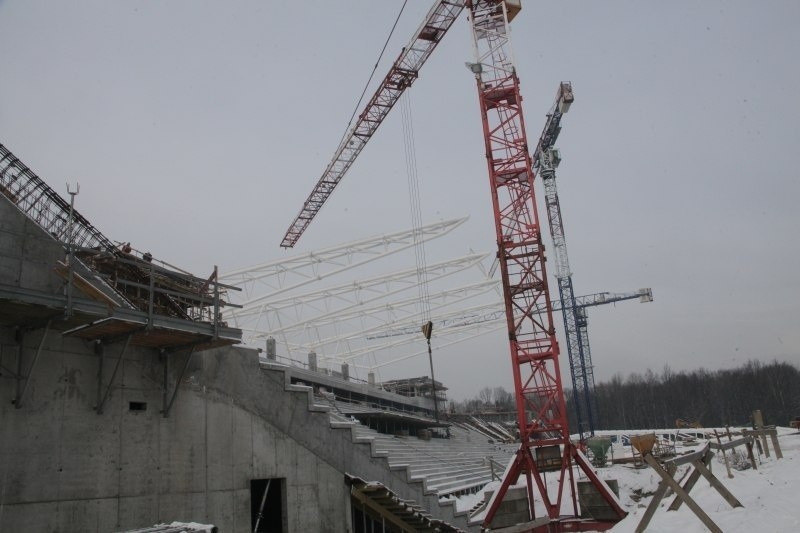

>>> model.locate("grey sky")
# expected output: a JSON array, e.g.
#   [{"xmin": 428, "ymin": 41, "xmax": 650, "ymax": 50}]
[{"xmin": 1, "ymin": 1, "xmax": 798, "ymax": 400}]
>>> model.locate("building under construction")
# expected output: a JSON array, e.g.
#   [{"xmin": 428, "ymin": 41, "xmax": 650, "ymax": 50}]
[
  {"xmin": 0, "ymin": 142, "xmax": 538, "ymax": 532},
  {"xmin": 0, "ymin": 2, "xmax": 645, "ymax": 531}
]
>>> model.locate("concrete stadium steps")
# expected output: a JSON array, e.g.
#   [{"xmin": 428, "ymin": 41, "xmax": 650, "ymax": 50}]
[
  {"xmin": 300, "ymin": 368, "xmax": 516, "ymax": 498},
  {"xmin": 258, "ymin": 360, "xmax": 477, "ymax": 530},
  {"xmin": 453, "ymin": 417, "xmax": 515, "ymax": 443},
  {"xmin": 356, "ymin": 431, "xmax": 508, "ymax": 498},
  {"xmin": 450, "ymin": 420, "xmax": 495, "ymax": 441},
  {"xmin": 486, "ymin": 421, "xmax": 515, "ymax": 441}
]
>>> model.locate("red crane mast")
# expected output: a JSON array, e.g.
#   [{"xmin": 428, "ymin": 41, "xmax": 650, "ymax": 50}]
[
  {"xmin": 281, "ymin": 1, "xmax": 626, "ymax": 530},
  {"xmin": 467, "ymin": 3, "xmax": 624, "ymax": 528}
]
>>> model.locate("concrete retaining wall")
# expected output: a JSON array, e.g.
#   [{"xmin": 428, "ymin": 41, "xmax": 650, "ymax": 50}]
[
  {"xmin": 0, "ymin": 331, "xmax": 350, "ymax": 532},
  {"xmin": 0, "ymin": 194, "xmax": 473, "ymax": 532}
]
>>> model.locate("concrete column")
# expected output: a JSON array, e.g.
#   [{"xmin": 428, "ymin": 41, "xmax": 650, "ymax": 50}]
[
  {"xmin": 341, "ymin": 363, "xmax": 349, "ymax": 381},
  {"xmin": 368, "ymin": 372, "xmax": 375, "ymax": 387},
  {"xmin": 266, "ymin": 336, "xmax": 276, "ymax": 361},
  {"xmin": 308, "ymin": 351, "xmax": 317, "ymax": 372}
]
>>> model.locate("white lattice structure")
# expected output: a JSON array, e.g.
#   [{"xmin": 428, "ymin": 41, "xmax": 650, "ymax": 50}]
[
  {"xmin": 222, "ymin": 217, "xmax": 466, "ymax": 302},
  {"xmin": 222, "ymin": 218, "xmax": 502, "ymax": 375}
]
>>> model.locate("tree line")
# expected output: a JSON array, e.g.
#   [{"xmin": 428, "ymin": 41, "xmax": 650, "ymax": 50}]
[
  {"xmin": 449, "ymin": 386, "xmax": 515, "ymax": 414},
  {"xmin": 450, "ymin": 360, "xmax": 800, "ymax": 430},
  {"xmin": 570, "ymin": 359, "xmax": 800, "ymax": 430}
]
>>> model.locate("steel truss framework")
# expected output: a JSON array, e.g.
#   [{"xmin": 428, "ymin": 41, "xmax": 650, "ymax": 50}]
[
  {"xmin": 225, "ymin": 217, "xmax": 466, "ymax": 303},
  {"xmin": 281, "ymin": 1, "xmax": 467, "ymax": 247},
  {"xmin": 231, "ymin": 270, "xmax": 493, "ymax": 335},
  {"xmin": 230, "ymin": 258, "xmax": 491, "ymax": 364},
  {"xmin": 350, "ymin": 287, "xmax": 652, "ymax": 371},
  {"xmin": 268, "ymin": 278, "xmax": 497, "ymax": 341},
  {"xmin": 0, "ymin": 143, "xmax": 115, "ymax": 251},
  {"xmin": 232, "ymin": 216, "xmax": 650, "ymax": 371},
  {"xmin": 467, "ymin": 1, "xmax": 624, "ymax": 527},
  {"xmin": 223, "ymin": 238, "xmax": 493, "ymax": 366}
]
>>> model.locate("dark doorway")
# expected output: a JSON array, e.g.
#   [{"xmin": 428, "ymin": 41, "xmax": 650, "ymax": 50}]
[{"xmin": 250, "ymin": 478, "xmax": 284, "ymax": 532}]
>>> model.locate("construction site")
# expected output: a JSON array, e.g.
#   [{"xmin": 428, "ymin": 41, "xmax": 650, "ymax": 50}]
[{"xmin": 2, "ymin": 1, "xmax": 799, "ymax": 532}]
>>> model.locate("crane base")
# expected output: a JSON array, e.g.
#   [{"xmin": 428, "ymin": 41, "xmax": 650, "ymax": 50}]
[{"xmin": 486, "ymin": 516, "xmax": 618, "ymax": 533}]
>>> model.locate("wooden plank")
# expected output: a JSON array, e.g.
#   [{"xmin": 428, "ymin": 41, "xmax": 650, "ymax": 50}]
[
  {"xmin": 693, "ymin": 459, "xmax": 743, "ymax": 509},
  {"xmin": 351, "ymin": 487, "xmax": 416, "ymax": 533},
  {"xmin": 635, "ymin": 462, "xmax": 675, "ymax": 533},
  {"xmin": 642, "ymin": 454, "xmax": 723, "ymax": 533},
  {"xmin": 746, "ymin": 441, "xmax": 758, "ymax": 470},
  {"xmin": 769, "ymin": 431, "xmax": 783, "ymax": 459},
  {"xmin": 752, "ymin": 410, "xmax": 770, "ymax": 458},
  {"xmin": 708, "ymin": 436, "xmax": 752, "ymax": 452},
  {"xmin": 667, "ymin": 452, "xmax": 710, "ymax": 512},
  {"xmin": 743, "ymin": 428, "xmax": 782, "ymax": 460},
  {"xmin": 54, "ymin": 260, "xmax": 120, "ymax": 307},
  {"xmin": 670, "ymin": 445, "xmax": 708, "ymax": 467},
  {"xmin": 714, "ymin": 430, "xmax": 734, "ymax": 479}
]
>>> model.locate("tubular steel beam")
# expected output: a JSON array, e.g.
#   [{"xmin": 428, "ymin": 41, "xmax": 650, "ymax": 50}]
[
  {"xmin": 95, "ymin": 340, "xmax": 104, "ymax": 411},
  {"xmin": 96, "ymin": 335, "xmax": 132, "ymax": 414},
  {"xmin": 13, "ymin": 328, "xmax": 24, "ymax": 407},
  {"xmin": 162, "ymin": 345, "xmax": 197, "ymax": 418},
  {"xmin": 14, "ymin": 321, "xmax": 51, "ymax": 409}
]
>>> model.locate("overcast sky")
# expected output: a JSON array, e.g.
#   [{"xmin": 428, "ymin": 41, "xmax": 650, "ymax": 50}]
[{"xmin": 1, "ymin": 1, "xmax": 798, "ymax": 400}]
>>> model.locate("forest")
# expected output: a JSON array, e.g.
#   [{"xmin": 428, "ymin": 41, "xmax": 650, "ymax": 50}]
[{"xmin": 451, "ymin": 360, "xmax": 800, "ymax": 430}]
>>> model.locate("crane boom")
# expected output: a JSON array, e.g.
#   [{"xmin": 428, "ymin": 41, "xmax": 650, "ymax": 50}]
[
  {"xmin": 532, "ymin": 82, "xmax": 573, "ymax": 165},
  {"xmin": 280, "ymin": 0, "xmax": 466, "ymax": 248}
]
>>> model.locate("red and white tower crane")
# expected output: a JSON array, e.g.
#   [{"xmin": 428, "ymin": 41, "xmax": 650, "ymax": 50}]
[
  {"xmin": 281, "ymin": 1, "xmax": 626, "ymax": 530},
  {"xmin": 466, "ymin": 3, "xmax": 624, "ymax": 528}
]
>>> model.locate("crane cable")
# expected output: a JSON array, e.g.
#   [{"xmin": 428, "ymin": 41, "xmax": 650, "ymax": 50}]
[
  {"xmin": 400, "ymin": 90, "xmax": 439, "ymax": 423},
  {"xmin": 400, "ymin": 93, "xmax": 431, "ymax": 324},
  {"xmin": 342, "ymin": 1, "xmax": 408, "ymax": 386}
]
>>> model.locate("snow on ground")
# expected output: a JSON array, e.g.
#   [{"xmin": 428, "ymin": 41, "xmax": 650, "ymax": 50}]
[
  {"xmin": 452, "ymin": 480, "xmax": 502, "ymax": 513},
  {"xmin": 612, "ymin": 427, "xmax": 800, "ymax": 532},
  {"xmin": 456, "ymin": 427, "xmax": 800, "ymax": 532}
]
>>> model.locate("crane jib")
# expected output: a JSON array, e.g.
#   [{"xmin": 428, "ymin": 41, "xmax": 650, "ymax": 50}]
[{"xmin": 280, "ymin": 0, "xmax": 466, "ymax": 248}]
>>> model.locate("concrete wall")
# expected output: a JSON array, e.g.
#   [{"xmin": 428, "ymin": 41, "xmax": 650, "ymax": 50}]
[
  {"xmin": 0, "ymin": 196, "xmax": 352, "ymax": 532},
  {"xmin": 0, "ymin": 195, "xmax": 473, "ymax": 532},
  {"xmin": 0, "ymin": 196, "xmax": 64, "ymax": 293},
  {"xmin": 0, "ymin": 330, "xmax": 351, "ymax": 532}
]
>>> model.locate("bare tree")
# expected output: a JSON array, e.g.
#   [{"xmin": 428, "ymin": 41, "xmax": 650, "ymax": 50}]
[
  {"xmin": 478, "ymin": 387, "xmax": 493, "ymax": 407},
  {"xmin": 493, "ymin": 386, "xmax": 513, "ymax": 410}
]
